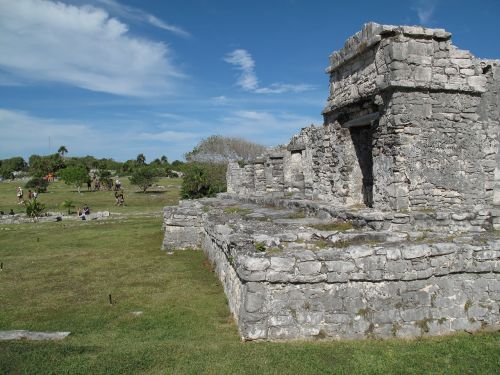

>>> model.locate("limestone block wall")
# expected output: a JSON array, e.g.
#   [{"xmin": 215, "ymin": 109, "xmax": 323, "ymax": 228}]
[
  {"xmin": 265, "ymin": 152, "xmax": 286, "ymax": 193},
  {"xmin": 162, "ymin": 199, "xmax": 500, "ymax": 340},
  {"xmin": 382, "ymin": 91, "xmax": 497, "ymax": 210},
  {"xmin": 161, "ymin": 200, "xmax": 205, "ymax": 251},
  {"xmin": 227, "ymin": 162, "xmax": 242, "ymax": 194}
]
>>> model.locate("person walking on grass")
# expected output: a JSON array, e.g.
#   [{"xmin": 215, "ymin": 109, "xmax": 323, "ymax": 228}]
[
  {"xmin": 16, "ymin": 187, "xmax": 23, "ymax": 204},
  {"xmin": 118, "ymin": 190, "xmax": 125, "ymax": 206}
]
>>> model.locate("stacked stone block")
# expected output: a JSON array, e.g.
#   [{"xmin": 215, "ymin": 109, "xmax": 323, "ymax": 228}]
[{"xmin": 162, "ymin": 198, "xmax": 500, "ymax": 340}]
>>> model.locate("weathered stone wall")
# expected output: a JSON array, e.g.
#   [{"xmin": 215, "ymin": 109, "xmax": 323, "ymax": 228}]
[
  {"xmin": 227, "ymin": 162, "xmax": 242, "ymax": 194},
  {"xmin": 386, "ymin": 90, "xmax": 497, "ymax": 210},
  {"xmin": 162, "ymin": 198, "xmax": 500, "ymax": 340},
  {"xmin": 162, "ymin": 200, "xmax": 204, "ymax": 251},
  {"xmin": 227, "ymin": 23, "xmax": 499, "ymax": 215}
]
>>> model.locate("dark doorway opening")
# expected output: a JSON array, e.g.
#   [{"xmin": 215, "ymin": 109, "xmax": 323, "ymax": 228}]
[{"xmin": 349, "ymin": 126, "xmax": 374, "ymax": 207}]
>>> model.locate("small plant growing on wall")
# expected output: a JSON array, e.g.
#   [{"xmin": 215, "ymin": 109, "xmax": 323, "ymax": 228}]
[{"xmin": 254, "ymin": 242, "xmax": 266, "ymax": 252}]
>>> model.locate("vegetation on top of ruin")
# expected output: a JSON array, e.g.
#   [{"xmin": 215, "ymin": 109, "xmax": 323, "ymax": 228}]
[
  {"xmin": 184, "ymin": 135, "xmax": 268, "ymax": 163},
  {"xmin": 309, "ymin": 221, "xmax": 356, "ymax": 232}
]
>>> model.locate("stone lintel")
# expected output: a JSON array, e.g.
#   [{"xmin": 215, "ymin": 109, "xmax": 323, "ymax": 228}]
[
  {"xmin": 252, "ymin": 158, "xmax": 266, "ymax": 165},
  {"xmin": 341, "ymin": 112, "xmax": 379, "ymax": 129},
  {"xmin": 269, "ymin": 153, "xmax": 285, "ymax": 160},
  {"xmin": 287, "ymin": 143, "xmax": 306, "ymax": 152}
]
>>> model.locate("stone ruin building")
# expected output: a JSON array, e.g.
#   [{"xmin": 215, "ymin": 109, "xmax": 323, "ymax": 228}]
[{"xmin": 163, "ymin": 23, "xmax": 500, "ymax": 340}]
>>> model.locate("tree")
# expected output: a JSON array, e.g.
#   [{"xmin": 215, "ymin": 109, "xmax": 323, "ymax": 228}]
[
  {"xmin": 28, "ymin": 155, "xmax": 49, "ymax": 177},
  {"xmin": 28, "ymin": 153, "xmax": 65, "ymax": 177},
  {"xmin": 136, "ymin": 153, "xmax": 146, "ymax": 166},
  {"xmin": 58, "ymin": 145, "xmax": 68, "ymax": 157},
  {"xmin": 129, "ymin": 166, "xmax": 159, "ymax": 193},
  {"xmin": 0, "ymin": 156, "xmax": 27, "ymax": 179},
  {"xmin": 25, "ymin": 177, "xmax": 49, "ymax": 193},
  {"xmin": 160, "ymin": 155, "xmax": 168, "ymax": 164},
  {"xmin": 97, "ymin": 169, "xmax": 113, "ymax": 190},
  {"xmin": 58, "ymin": 166, "xmax": 89, "ymax": 193}
]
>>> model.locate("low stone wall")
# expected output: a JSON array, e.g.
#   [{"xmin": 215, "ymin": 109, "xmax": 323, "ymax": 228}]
[
  {"xmin": 0, "ymin": 211, "xmax": 110, "ymax": 225},
  {"xmin": 162, "ymin": 197, "xmax": 500, "ymax": 340}
]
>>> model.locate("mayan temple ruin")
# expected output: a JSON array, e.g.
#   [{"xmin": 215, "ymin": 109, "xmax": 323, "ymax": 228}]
[{"xmin": 163, "ymin": 23, "xmax": 500, "ymax": 340}]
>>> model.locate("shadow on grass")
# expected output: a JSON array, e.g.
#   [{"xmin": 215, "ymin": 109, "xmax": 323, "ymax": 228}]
[
  {"xmin": 71, "ymin": 190, "xmax": 112, "ymax": 194},
  {"xmin": 133, "ymin": 191, "xmax": 168, "ymax": 195}
]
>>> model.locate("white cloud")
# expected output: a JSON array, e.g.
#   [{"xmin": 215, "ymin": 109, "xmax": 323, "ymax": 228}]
[
  {"xmin": 0, "ymin": 0, "xmax": 183, "ymax": 96},
  {"xmin": 224, "ymin": 49, "xmax": 259, "ymax": 91},
  {"xmin": 94, "ymin": 0, "xmax": 190, "ymax": 38},
  {"xmin": 224, "ymin": 49, "xmax": 314, "ymax": 94},
  {"xmin": 413, "ymin": 0, "xmax": 437, "ymax": 24},
  {"xmin": 0, "ymin": 108, "xmax": 199, "ymax": 161},
  {"xmin": 137, "ymin": 130, "xmax": 199, "ymax": 143},
  {"xmin": 255, "ymin": 83, "xmax": 315, "ymax": 94},
  {"xmin": 212, "ymin": 95, "xmax": 229, "ymax": 104}
]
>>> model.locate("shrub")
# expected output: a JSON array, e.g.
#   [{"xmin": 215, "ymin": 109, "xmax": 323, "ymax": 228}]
[
  {"xmin": 181, "ymin": 162, "xmax": 226, "ymax": 199},
  {"xmin": 25, "ymin": 199, "xmax": 46, "ymax": 221},
  {"xmin": 61, "ymin": 200, "xmax": 75, "ymax": 214},
  {"xmin": 25, "ymin": 177, "xmax": 49, "ymax": 193}
]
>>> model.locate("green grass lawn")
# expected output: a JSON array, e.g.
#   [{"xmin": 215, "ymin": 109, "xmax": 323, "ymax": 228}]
[
  {"xmin": 0, "ymin": 180, "xmax": 499, "ymax": 374},
  {"xmin": 0, "ymin": 177, "xmax": 182, "ymax": 215}
]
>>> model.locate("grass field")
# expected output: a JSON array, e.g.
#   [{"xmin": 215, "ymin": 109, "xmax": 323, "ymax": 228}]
[
  {"xmin": 0, "ymin": 179, "xmax": 499, "ymax": 374},
  {"xmin": 0, "ymin": 177, "xmax": 182, "ymax": 215}
]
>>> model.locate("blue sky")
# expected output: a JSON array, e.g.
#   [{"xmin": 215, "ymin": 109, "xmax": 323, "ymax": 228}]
[{"xmin": 0, "ymin": 0, "xmax": 499, "ymax": 162}]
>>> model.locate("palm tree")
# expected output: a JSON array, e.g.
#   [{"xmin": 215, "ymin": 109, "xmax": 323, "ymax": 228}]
[
  {"xmin": 136, "ymin": 153, "xmax": 146, "ymax": 165},
  {"xmin": 58, "ymin": 145, "xmax": 68, "ymax": 157}
]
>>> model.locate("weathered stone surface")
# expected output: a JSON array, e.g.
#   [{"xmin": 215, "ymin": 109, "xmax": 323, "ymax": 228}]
[
  {"xmin": 162, "ymin": 195, "xmax": 500, "ymax": 340},
  {"xmin": 0, "ymin": 330, "xmax": 71, "ymax": 341}
]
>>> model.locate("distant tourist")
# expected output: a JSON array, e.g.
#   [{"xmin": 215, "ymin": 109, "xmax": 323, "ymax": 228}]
[
  {"xmin": 87, "ymin": 179, "xmax": 92, "ymax": 191},
  {"xmin": 77, "ymin": 207, "xmax": 86, "ymax": 220},
  {"xmin": 32, "ymin": 191, "xmax": 38, "ymax": 200},
  {"xmin": 115, "ymin": 179, "xmax": 121, "ymax": 191},
  {"xmin": 28, "ymin": 189, "xmax": 33, "ymax": 199},
  {"xmin": 9, "ymin": 209, "xmax": 14, "ymax": 215},
  {"xmin": 83, "ymin": 204, "xmax": 90, "ymax": 215},
  {"xmin": 118, "ymin": 190, "xmax": 125, "ymax": 206},
  {"xmin": 16, "ymin": 187, "xmax": 23, "ymax": 204}
]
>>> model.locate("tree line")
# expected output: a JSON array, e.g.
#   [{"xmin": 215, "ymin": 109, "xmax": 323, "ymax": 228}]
[
  {"xmin": 1, "ymin": 136, "xmax": 267, "ymax": 198},
  {"xmin": 0, "ymin": 148, "xmax": 186, "ymax": 181}
]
